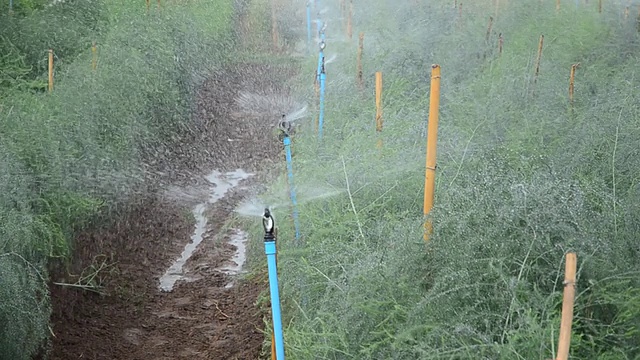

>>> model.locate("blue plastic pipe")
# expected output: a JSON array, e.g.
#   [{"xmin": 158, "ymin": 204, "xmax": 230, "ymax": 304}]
[
  {"xmin": 306, "ymin": 3, "xmax": 312, "ymax": 52},
  {"xmin": 265, "ymin": 240, "xmax": 285, "ymax": 360},
  {"xmin": 318, "ymin": 69, "xmax": 326, "ymax": 140},
  {"xmin": 283, "ymin": 135, "xmax": 301, "ymax": 242},
  {"xmin": 316, "ymin": 49, "xmax": 323, "ymax": 85}
]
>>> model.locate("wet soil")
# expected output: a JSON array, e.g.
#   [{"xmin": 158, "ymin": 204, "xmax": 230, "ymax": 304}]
[{"xmin": 45, "ymin": 57, "xmax": 298, "ymax": 359}]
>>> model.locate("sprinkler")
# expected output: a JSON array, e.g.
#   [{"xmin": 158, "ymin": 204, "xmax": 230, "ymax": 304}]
[
  {"xmin": 278, "ymin": 115, "xmax": 301, "ymax": 242},
  {"xmin": 318, "ymin": 50, "xmax": 327, "ymax": 140},
  {"xmin": 262, "ymin": 208, "xmax": 285, "ymax": 360}
]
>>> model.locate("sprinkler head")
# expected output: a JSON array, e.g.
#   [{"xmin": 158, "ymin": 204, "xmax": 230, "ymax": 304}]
[
  {"xmin": 319, "ymin": 40, "xmax": 326, "ymax": 51},
  {"xmin": 262, "ymin": 208, "xmax": 275, "ymax": 236},
  {"xmin": 321, "ymin": 22, "xmax": 327, "ymax": 33},
  {"xmin": 278, "ymin": 119, "xmax": 291, "ymax": 135}
]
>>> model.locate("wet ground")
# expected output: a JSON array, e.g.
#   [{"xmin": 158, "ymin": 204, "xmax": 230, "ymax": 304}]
[{"xmin": 45, "ymin": 60, "xmax": 298, "ymax": 359}]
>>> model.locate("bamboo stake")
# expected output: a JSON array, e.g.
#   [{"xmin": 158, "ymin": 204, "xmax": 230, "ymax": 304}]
[
  {"xmin": 556, "ymin": 252, "xmax": 577, "ymax": 360},
  {"xmin": 556, "ymin": 0, "xmax": 560, "ymax": 11},
  {"xmin": 375, "ymin": 71, "xmax": 383, "ymax": 149},
  {"xmin": 624, "ymin": 6, "xmax": 629, "ymax": 20},
  {"xmin": 569, "ymin": 63, "xmax": 579, "ymax": 105},
  {"xmin": 598, "ymin": 0, "xmax": 602, "ymax": 13},
  {"xmin": 533, "ymin": 35, "xmax": 544, "ymax": 85},
  {"xmin": 92, "ymin": 41, "xmax": 97, "ymax": 71},
  {"xmin": 423, "ymin": 64, "xmax": 441, "ymax": 242},
  {"xmin": 48, "ymin": 49, "xmax": 54, "ymax": 93},
  {"xmin": 146, "ymin": 0, "xmax": 150, "ymax": 13},
  {"xmin": 499, "ymin": 33, "xmax": 504, "ymax": 54},
  {"xmin": 486, "ymin": 16, "xmax": 494, "ymax": 42},
  {"xmin": 357, "ymin": 32, "xmax": 364, "ymax": 89}
]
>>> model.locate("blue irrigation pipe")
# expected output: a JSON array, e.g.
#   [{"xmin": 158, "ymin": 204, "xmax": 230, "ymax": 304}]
[
  {"xmin": 316, "ymin": 40, "xmax": 325, "ymax": 90},
  {"xmin": 283, "ymin": 134, "xmax": 301, "ymax": 242},
  {"xmin": 306, "ymin": 2, "xmax": 312, "ymax": 53},
  {"xmin": 318, "ymin": 61, "xmax": 326, "ymax": 140},
  {"xmin": 263, "ymin": 209, "xmax": 285, "ymax": 360}
]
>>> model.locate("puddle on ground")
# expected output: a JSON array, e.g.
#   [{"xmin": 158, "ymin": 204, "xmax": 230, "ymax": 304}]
[
  {"xmin": 159, "ymin": 169, "xmax": 252, "ymax": 292},
  {"xmin": 218, "ymin": 229, "xmax": 249, "ymax": 289}
]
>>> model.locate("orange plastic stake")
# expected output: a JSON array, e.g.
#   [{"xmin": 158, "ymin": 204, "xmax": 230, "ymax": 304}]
[
  {"xmin": 423, "ymin": 65, "xmax": 441, "ymax": 241},
  {"xmin": 48, "ymin": 49, "xmax": 54, "ymax": 93},
  {"xmin": 556, "ymin": 252, "xmax": 577, "ymax": 360},
  {"xmin": 534, "ymin": 35, "xmax": 544, "ymax": 84},
  {"xmin": 357, "ymin": 32, "xmax": 364, "ymax": 89}
]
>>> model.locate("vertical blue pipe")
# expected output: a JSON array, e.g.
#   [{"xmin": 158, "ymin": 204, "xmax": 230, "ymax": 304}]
[
  {"xmin": 283, "ymin": 135, "xmax": 301, "ymax": 242},
  {"xmin": 318, "ymin": 69, "xmax": 326, "ymax": 140},
  {"xmin": 306, "ymin": 3, "xmax": 312, "ymax": 53},
  {"xmin": 265, "ymin": 240, "xmax": 285, "ymax": 360},
  {"xmin": 316, "ymin": 49, "xmax": 323, "ymax": 85}
]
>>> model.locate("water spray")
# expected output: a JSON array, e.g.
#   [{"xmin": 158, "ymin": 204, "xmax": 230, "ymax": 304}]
[
  {"xmin": 318, "ymin": 48, "xmax": 327, "ymax": 140},
  {"xmin": 278, "ymin": 116, "xmax": 301, "ymax": 242},
  {"xmin": 262, "ymin": 208, "xmax": 285, "ymax": 360}
]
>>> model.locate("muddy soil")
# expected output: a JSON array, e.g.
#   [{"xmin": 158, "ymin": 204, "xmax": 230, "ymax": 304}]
[{"xmin": 46, "ymin": 59, "xmax": 298, "ymax": 359}]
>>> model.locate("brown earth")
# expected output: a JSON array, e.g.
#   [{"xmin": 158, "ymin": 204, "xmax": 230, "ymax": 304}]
[{"xmin": 45, "ymin": 57, "xmax": 300, "ymax": 359}]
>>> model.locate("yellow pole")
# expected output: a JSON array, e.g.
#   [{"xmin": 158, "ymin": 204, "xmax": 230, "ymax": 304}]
[
  {"xmin": 556, "ymin": 252, "xmax": 577, "ymax": 360},
  {"xmin": 375, "ymin": 71, "xmax": 383, "ymax": 149},
  {"xmin": 347, "ymin": 0, "xmax": 353, "ymax": 40},
  {"xmin": 357, "ymin": 32, "xmax": 364, "ymax": 89},
  {"xmin": 48, "ymin": 49, "xmax": 54, "ymax": 93},
  {"xmin": 569, "ymin": 63, "xmax": 579, "ymax": 105},
  {"xmin": 534, "ymin": 35, "xmax": 544, "ymax": 84},
  {"xmin": 92, "ymin": 41, "xmax": 97, "ymax": 71},
  {"xmin": 423, "ymin": 64, "xmax": 441, "ymax": 242}
]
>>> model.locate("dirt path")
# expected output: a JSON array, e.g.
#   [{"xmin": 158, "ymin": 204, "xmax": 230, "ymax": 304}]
[{"xmin": 46, "ymin": 57, "xmax": 298, "ymax": 359}]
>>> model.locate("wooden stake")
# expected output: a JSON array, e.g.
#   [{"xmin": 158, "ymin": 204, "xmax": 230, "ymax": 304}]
[
  {"xmin": 347, "ymin": 0, "xmax": 353, "ymax": 41},
  {"xmin": 146, "ymin": 0, "xmax": 150, "ymax": 13},
  {"xmin": 486, "ymin": 16, "xmax": 494, "ymax": 41},
  {"xmin": 533, "ymin": 35, "xmax": 544, "ymax": 85},
  {"xmin": 423, "ymin": 65, "xmax": 441, "ymax": 242},
  {"xmin": 556, "ymin": 252, "xmax": 577, "ymax": 360},
  {"xmin": 48, "ymin": 49, "xmax": 54, "ymax": 93},
  {"xmin": 598, "ymin": 0, "xmax": 602, "ymax": 13},
  {"xmin": 271, "ymin": 0, "xmax": 279, "ymax": 50},
  {"xmin": 556, "ymin": 0, "xmax": 560, "ymax": 11},
  {"xmin": 92, "ymin": 41, "xmax": 97, "ymax": 71},
  {"xmin": 375, "ymin": 71, "xmax": 383, "ymax": 149},
  {"xmin": 569, "ymin": 63, "xmax": 579, "ymax": 105},
  {"xmin": 357, "ymin": 32, "xmax": 364, "ymax": 89},
  {"xmin": 499, "ymin": 33, "xmax": 504, "ymax": 54}
]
